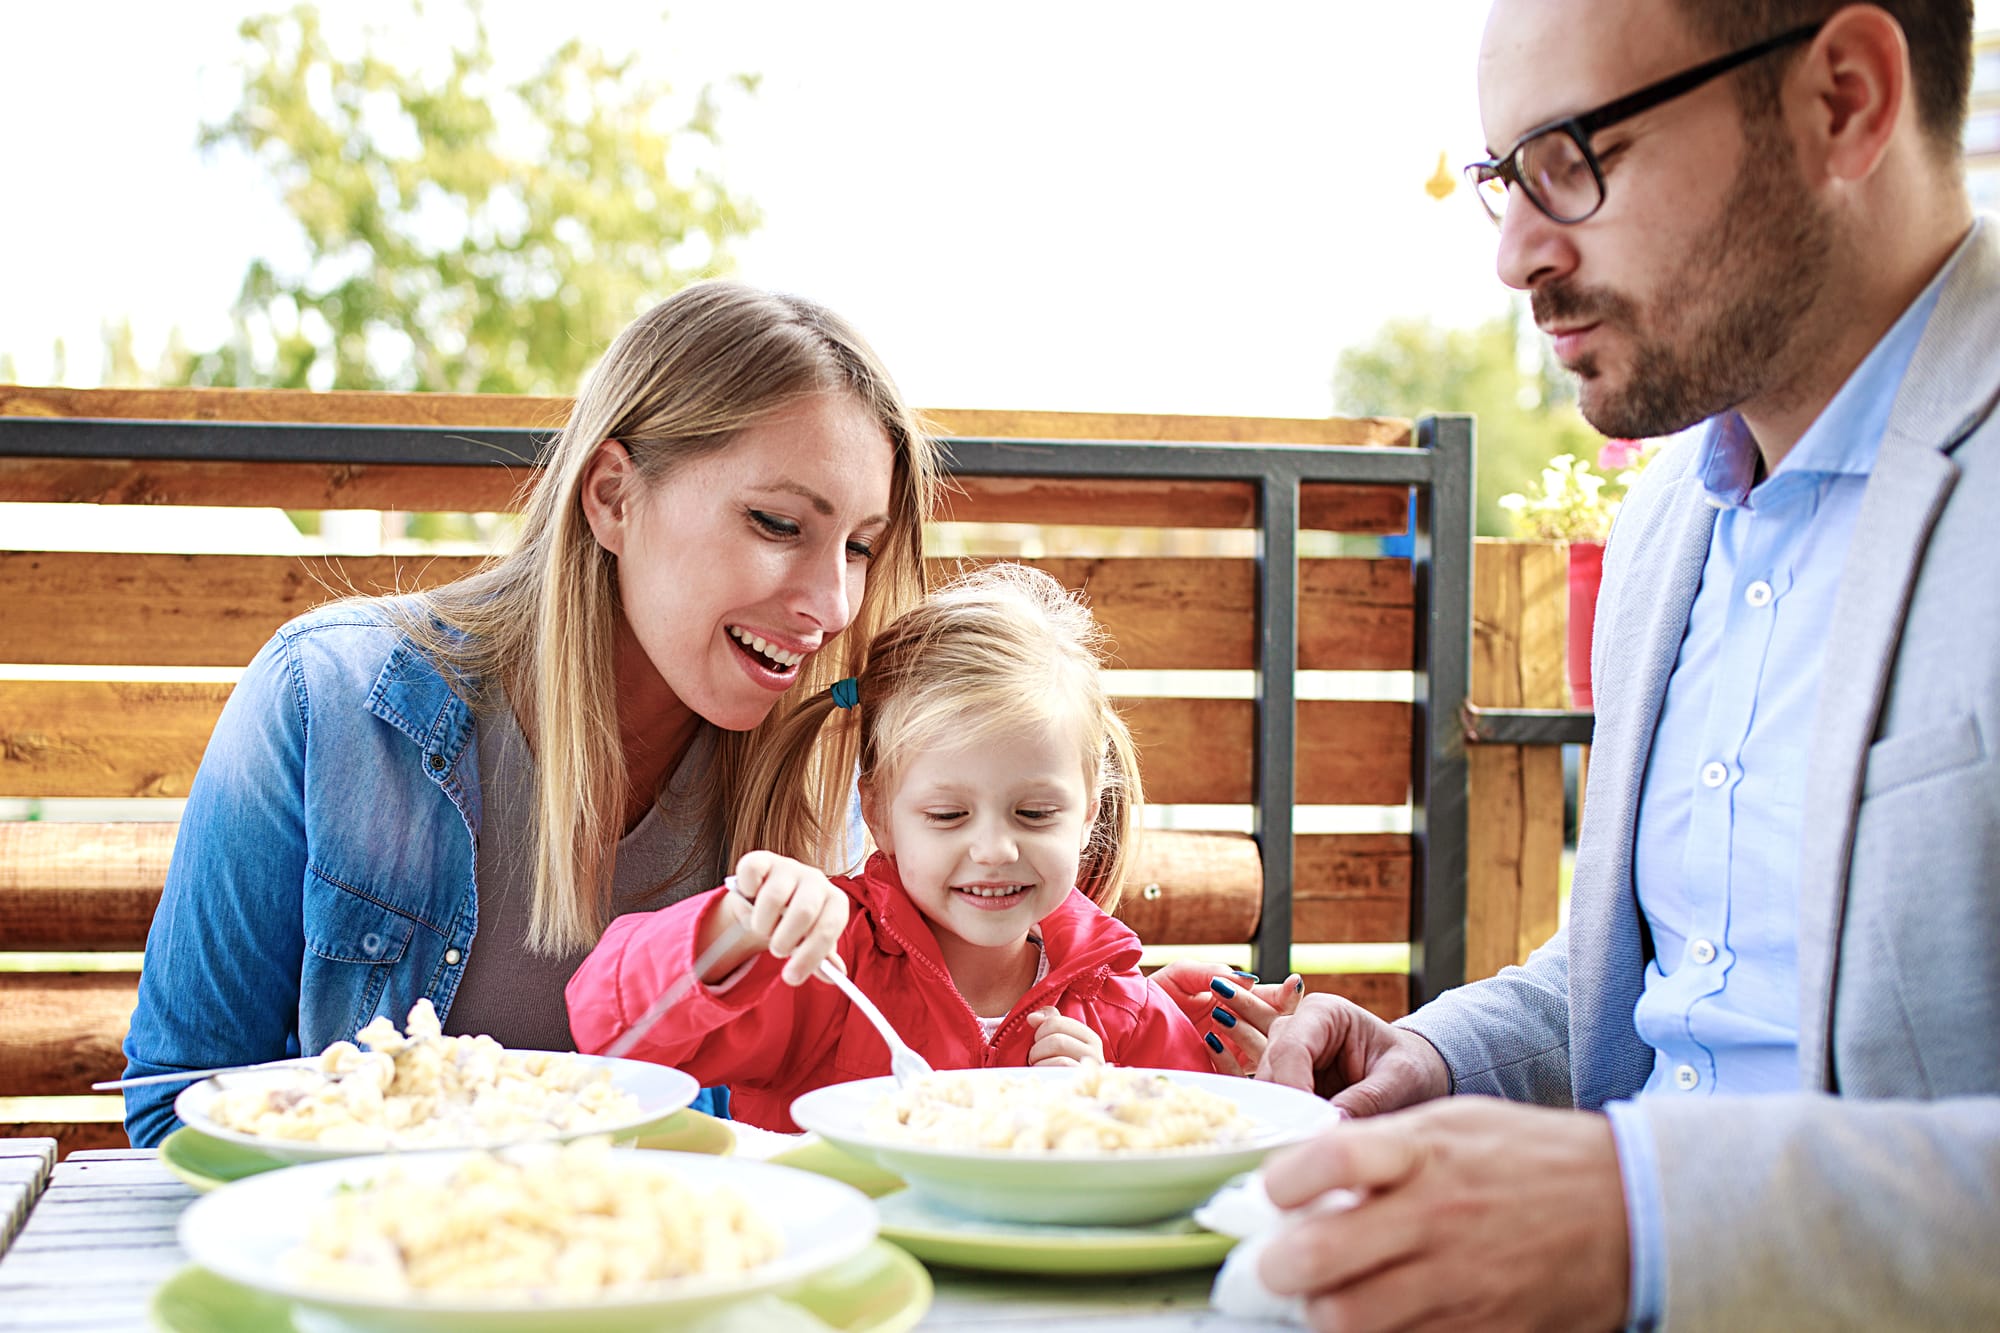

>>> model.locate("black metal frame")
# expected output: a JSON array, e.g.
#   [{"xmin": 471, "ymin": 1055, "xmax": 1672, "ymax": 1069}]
[{"xmin": 0, "ymin": 413, "xmax": 1481, "ymax": 1007}]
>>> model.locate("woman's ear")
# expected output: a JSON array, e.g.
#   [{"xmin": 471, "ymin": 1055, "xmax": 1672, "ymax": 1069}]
[{"xmin": 578, "ymin": 439, "xmax": 635, "ymax": 555}]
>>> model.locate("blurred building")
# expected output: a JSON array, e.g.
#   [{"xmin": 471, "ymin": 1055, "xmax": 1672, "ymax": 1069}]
[{"xmin": 1972, "ymin": 29, "xmax": 2000, "ymax": 213}]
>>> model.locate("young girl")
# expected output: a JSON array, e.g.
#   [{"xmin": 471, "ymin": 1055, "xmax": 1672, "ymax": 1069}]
[{"xmin": 567, "ymin": 563, "xmax": 1216, "ymax": 1130}]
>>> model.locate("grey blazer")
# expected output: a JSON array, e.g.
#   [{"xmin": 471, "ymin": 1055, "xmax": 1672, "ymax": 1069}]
[{"xmin": 1402, "ymin": 216, "xmax": 2000, "ymax": 1331}]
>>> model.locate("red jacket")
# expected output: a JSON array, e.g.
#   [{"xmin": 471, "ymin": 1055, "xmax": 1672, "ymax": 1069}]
[{"xmin": 566, "ymin": 853, "xmax": 1214, "ymax": 1131}]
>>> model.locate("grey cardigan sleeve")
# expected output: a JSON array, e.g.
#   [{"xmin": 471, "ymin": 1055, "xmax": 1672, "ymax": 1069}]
[
  {"xmin": 1395, "ymin": 927, "xmax": 1574, "ymax": 1107},
  {"xmin": 1638, "ymin": 1093, "xmax": 2000, "ymax": 1329}
]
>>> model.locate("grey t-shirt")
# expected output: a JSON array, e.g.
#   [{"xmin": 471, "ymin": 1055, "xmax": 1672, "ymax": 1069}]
[{"xmin": 442, "ymin": 701, "xmax": 723, "ymax": 1049}]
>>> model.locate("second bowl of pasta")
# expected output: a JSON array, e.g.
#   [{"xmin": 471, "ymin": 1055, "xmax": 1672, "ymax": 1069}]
[{"xmin": 789, "ymin": 1065, "xmax": 1336, "ymax": 1225}]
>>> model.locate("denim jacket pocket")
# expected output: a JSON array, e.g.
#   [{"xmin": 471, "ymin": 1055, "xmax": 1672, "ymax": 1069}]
[{"xmin": 304, "ymin": 869, "xmax": 418, "ymax": 965}]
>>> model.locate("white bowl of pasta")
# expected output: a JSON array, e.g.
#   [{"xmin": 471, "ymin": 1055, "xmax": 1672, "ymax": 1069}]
[
  {"xmin": 789, "ymin": 1065, "xmax": 1338, "ymax": 1225},
  {"xmin": 172, "ymin": 1002, "xmax": 699, "ymax": 1162},
  {"xmin": 176, "ymin": 1141, "xmax": 878, "ymax": 1332}
]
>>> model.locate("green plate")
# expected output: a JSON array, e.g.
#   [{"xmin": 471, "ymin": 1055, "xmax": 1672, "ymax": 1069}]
[
  {"xmin": 151, "ymin": 1240, "xmax": 931, "ymax": 1333},
  {"xmin": 159, "ymin": 1109, "xmax": 734, "ymax": 1193},
  {"xmin": 773, "ymin": 1139, "xmax": 1236, "ymax": 1275},
  {"xmin": 768, "ymin": 1137, "xmax": 909, "ymax": 1199},
  {"xmin": 872, "ymin": 1190, "xmax": 1235, "ymax": 1274}
]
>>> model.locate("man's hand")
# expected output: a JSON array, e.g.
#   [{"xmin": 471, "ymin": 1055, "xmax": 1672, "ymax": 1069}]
[
  {"xmin": 1257, "ymin": 1097, "xmax": 1630, "ymax": 1333},
  {"xmin": 1258, "ymin": 992, "xmax": 1451, "ymax": 1116}
]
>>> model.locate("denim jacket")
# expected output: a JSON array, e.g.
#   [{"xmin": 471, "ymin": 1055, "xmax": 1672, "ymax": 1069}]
[{"xmin": 122, "ymin": 601, "xmax": 725, "ymax": 1145}]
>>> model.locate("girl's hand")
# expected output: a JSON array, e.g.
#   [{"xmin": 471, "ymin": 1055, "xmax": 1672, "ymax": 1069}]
[
  {"xmin": 716, "ymin": 850, "xmax": 850, "ymax": 987},
  {"xmin": 1149, "ymin": 959, "xmax": 1304, "ymax": 1076},
  {"xmin": 1026, "ymin": 1010, "xmax": 1104, "ymax": 1066}
]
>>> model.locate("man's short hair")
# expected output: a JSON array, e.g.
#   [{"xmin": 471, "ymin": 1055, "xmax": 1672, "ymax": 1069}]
[{"xmin": 1671, "ymin": 1, "xmax": 1975, "ymax": 154}]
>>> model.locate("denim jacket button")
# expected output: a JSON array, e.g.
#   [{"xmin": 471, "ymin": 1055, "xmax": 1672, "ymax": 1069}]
[
  {"xmin": 444, "ymin": 948, "xmax": 463, "ymax": 965},
  {"xmin": 428, "ymin": 753, "xmax": 446, "ymax": 772},
  {"xmin": 361, "ymin": 932, "xmax": 383, "ymax": 957}
]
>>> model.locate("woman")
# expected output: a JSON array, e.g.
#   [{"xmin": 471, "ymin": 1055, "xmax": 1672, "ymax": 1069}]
[{"xmin": 121, "ymin": 282, "xmax": 941, "ymax": 1146}]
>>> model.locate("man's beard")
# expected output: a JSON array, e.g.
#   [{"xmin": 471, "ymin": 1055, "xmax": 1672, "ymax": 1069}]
[{"xmin": 1533, "ymin": 120, "xmax": 1835, "ymax": 439}]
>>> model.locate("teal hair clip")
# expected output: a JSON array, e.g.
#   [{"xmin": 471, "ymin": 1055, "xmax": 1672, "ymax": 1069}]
[{"xmin": 830, "ymin": 677, "xmax": 860, "ymax": 709}]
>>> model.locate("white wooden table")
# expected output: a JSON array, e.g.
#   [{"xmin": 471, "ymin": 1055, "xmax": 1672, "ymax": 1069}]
[{"xmin": 0, "ymin": 1142, "xmax": 1279, "ymax": 1331}]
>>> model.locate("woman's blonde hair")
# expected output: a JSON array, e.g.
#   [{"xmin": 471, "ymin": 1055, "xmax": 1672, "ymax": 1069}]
[
  {"xmin": 396, "ymin": 281, "xmax": 939, "ymax": 953},
  {"xmin": 742, "ymin": 563, "xmax": 1143, "ymax": 910}
]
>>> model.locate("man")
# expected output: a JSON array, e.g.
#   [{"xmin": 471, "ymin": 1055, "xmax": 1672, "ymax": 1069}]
[{"xmin": 1256, "ymin": 1, "xmax": 1998, "ymax": 1328}]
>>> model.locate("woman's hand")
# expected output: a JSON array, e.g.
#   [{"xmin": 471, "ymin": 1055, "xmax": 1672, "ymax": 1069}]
[
  {"xmin": 1150, "ymin": 959, "xmax": 1304, "ymax": 1076},
  {"xmin": 1026, "ymin": 1010, "xmax": 1105, "ymax": 1066},
  {"xmin": 707, "ymin": 850, "xmax": 850, "ymax": 986}
]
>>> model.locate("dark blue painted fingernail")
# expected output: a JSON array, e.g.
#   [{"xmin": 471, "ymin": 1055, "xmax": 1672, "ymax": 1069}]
[
  {"xmin": 1205, "ymin": 1032, "xmax": 1225, "ymax": 1053},
  {"xmin": 1295, "ymin": 977, "xmax": 1306, "ymax": 992},
  {"xmin": 1231, "ymin": 969, "xmax": 1259, "ymax": 981},
  {"xmin": 1210, "ymin": 978, "xmax": 1237, "ymax": 999},
  {"xmin": 1211, "ymin": 1007, "xmax": 1238, "ymax": 1028}
]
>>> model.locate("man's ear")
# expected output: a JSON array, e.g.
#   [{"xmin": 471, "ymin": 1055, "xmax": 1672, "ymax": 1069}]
[
  {"xmin": 1798, "ymin": 6, "xmax": 1908, "ymax": 185},
  {"xmin": 578, "ymin": 440, "xmax": 635, "ymax": 555}
]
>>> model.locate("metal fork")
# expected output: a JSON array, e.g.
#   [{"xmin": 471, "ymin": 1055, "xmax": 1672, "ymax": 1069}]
[{"xmin": 816, "ymin": 957, "xmax": 933, "ymax": 1087}]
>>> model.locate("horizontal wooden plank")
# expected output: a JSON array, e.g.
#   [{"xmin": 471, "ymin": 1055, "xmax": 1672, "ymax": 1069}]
[
  {"xmin": 0, "ymin": 552, "xmax": 483, "ymax": 668},
  {"xmin": 0, "ymin": 824, "xmax": 174, "ymax": 951},
  {"xmin": 0, "ymin": 824, "xmax": 1410, "ymax": 951},
  {"xmin": 0, "ymin": 683, "xmax": 1412, "ymax": 806},
  {"xmin": 937, "ymin": 478, "xmax": 1409, "ymax": 534},
  {"xmin": 0, "ymin": 388, "xmax": 1414, "ymax": 531},
  {"xmin": 2, "ymin": 385, "xmax": 1411, "ymax": 446},
  {"xmin": 1302, "ymin": 973, "xmax": 1408, "ymax": 1022},
  {"xmin": 0, "ymin": 1120, "xmax": 123, "ymax": 1161},
  {"xmin": 1119, "ymin": 699, "xmax": 1413, "ymax": 806},
  {"xmin": 0, "ymin": 552, "xmax": 1415, "ymax": 672},
  {"xmin": 0, "ymin": 459, "xmax": 1410, "ymax": 533},
  {"xmin": 0, "ymin": 974, "xmax": 135, "ymax": 1097},
  {"xmin": 0, "ymin": 682, "xmax": 232, "ymax": 800},
  {"xmin": 1294, "ymin": 833, "xmax": 1412, "ymax": 943},
  {"xmin": 0, "ymin": 456, "xmax": 535, "ymax": 512}
]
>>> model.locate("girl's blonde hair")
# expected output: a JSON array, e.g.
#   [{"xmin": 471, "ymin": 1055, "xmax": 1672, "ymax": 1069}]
[
  {"xmin": 742, "ymin": 563, "xmax": 1143, "ymax": 911},
  {"xmin": 395, "ymin": 281, "xmax": 939, "ymax": 953}
]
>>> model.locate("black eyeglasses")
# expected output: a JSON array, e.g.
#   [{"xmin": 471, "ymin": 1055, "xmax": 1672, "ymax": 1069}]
[{"xmin": 1464, "ymin": 22, "xmax": 1822, "ymax": 226}]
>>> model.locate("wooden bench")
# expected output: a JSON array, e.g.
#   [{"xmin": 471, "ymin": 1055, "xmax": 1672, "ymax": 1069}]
[{"xmin": 0, "ymin": 386, "xmax": 1568, "ymax": 1154}]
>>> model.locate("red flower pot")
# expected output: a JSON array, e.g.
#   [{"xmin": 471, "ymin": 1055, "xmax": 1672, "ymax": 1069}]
[{"xmin": 1566, "ymin": 541, "xmax": 1604, "ymax": 710}]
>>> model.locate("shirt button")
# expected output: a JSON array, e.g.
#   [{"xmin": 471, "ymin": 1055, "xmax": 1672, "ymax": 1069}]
[
  {"xmin": 444, "ymin": 948, "xmax": 463, "ymax": 965},
  {"xmin": 1745, "ymin": 580, "xmax": 1773, "ymax": 607},
  {"xmin": 428, "ymin": 753, "xmax": 447, "ymax": 772},
  {"xmin": 1690, "ymin": 939, "xmax": 1717, "ymax": 965},
  {"xmin": 1701, "ymin": 761, "xmax": 1729, "ymax": 788},
  {"xmin": 1675, "ymin": 1064, "xmax": 1700, "ymax": 1091}
]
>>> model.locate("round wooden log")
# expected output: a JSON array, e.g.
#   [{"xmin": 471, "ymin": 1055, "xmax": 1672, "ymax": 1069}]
[
  {"xmin": 0, "ymin": 823, "xmax": 172, "ymax": 950},
  {"xmin": 0, "ymin": 974, "xmax": 139, "ymax": 1094}
]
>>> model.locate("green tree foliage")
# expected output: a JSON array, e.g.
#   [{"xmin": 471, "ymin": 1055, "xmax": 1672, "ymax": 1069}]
[
  {"xmin": 176, "ymin": 3, "xmax": 759, "ymax": 393},
  {"xmin": 1334, "ymin": 309, "xmax": 1603, "ymax": 536}
]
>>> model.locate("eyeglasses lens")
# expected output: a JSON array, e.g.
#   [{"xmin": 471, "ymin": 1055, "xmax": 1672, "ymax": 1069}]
[{"xmin": 1517, "ymin": 130, "xmax": 1601, "ymax": 223}]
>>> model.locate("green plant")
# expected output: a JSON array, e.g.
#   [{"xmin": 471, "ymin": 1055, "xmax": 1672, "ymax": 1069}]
[{"xmin": 1498, "ymin": 439, "xmax": 1657, "ymax": 543}]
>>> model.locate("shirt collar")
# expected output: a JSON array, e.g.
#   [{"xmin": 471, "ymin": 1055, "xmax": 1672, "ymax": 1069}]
[{"xmin": 1692, "ymin": 227, "xmax": 1971, "ymax": 509}]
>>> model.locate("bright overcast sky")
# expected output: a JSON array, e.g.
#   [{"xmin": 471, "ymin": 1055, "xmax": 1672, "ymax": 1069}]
[{"xmin": 4, "ymin": 1, "xmax": 1997, "ymax": 418}]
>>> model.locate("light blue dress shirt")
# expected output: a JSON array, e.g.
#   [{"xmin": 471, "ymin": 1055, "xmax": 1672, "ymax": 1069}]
[{"xmin": 1603, "ymin": 247, "xmax": 1961, "ymax": 1329}]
